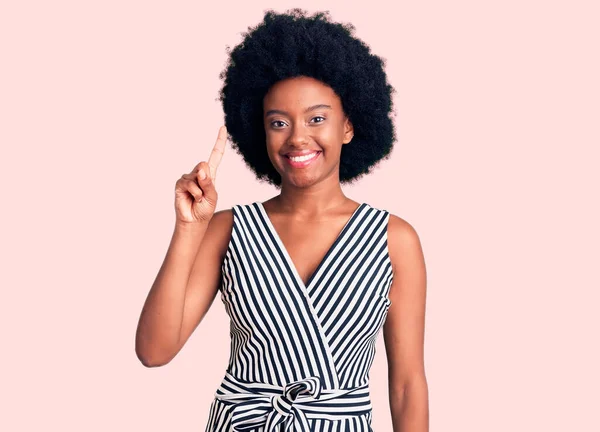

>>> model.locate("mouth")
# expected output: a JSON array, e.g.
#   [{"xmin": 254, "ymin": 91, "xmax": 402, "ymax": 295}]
[{"xmin": 284, "ymin": 151, "xmax": 322, "ymax": 168}]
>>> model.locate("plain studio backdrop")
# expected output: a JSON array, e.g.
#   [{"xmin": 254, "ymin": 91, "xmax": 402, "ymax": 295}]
[{"xmin": 1, "ymin": 1, "xmax": 598, "ymax": 431}]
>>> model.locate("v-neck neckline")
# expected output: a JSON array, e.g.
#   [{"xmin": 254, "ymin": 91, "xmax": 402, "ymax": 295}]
[{"xmin": 256, "ymin": 201, "xmax": 365, "ymax": 291}]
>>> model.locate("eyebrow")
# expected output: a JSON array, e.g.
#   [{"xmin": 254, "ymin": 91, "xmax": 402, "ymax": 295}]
[{"xmin": 265, "ymin": 104, "xmax": 332, "ymax": 117}]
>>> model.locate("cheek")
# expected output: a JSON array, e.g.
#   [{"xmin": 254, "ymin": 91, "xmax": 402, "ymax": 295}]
[
  {"xmin": 264, "ymin": 135, "xmax": 284, "ymax": 166},
  {"xmin": 316, "ymin": 126, "xmax": 344, "ymax": 148},
  {"xmin": 265, "ymin": 133, "xmax": 281, "ymax": 152}
]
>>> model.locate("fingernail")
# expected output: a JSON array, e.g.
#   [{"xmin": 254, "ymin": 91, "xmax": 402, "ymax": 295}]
[{"xmin": 199, "ymin": 169, "xmax": 206, "ymax": 179}]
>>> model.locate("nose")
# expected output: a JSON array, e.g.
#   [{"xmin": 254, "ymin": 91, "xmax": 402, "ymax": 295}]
[{"xmin": 287, "ymin": 123, "xmax": 310, "ymax": 147}]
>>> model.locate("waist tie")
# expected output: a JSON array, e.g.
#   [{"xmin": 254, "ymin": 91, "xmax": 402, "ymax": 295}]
[{"xmin": 214, "ymin": 371, "xmax": 372, "ymax": 432}]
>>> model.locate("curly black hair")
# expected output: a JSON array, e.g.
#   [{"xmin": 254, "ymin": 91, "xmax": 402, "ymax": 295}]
[{"xmin": 219, "ymin": 8, "xmax": 396, "ymax": 187}]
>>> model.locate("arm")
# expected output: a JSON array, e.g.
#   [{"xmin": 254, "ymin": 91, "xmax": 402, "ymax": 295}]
[
  {"xmin": 135, "ymin": 209, "xmax": 233, "ymax": 367},
  {"xmin": 383, "ymin": 214, "xmax": 429, "ymax": 431}
]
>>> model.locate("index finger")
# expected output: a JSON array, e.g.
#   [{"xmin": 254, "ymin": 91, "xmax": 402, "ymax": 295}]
[{"xmin": 207, "ymin": 125, "xmax": 228, "ymax": 179}]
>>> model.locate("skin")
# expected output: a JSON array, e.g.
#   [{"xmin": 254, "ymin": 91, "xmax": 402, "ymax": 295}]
[
  {"xmin": 138, "ymin": 75, "xmax": 429, "ymax": 431},
  {"xmin": 260, "ymin": 76, "xmax": 360, "ymax": 286}
]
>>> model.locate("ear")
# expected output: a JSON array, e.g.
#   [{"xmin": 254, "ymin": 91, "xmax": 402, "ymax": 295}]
[{"xmin": 342, "ymin": 117, "xmax": 354, "ymax": 145}]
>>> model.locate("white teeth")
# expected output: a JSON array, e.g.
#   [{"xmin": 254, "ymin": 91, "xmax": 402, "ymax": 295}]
[{"xmin": 289, "ymin": 152, "xmax": 318, "ymax": 162}]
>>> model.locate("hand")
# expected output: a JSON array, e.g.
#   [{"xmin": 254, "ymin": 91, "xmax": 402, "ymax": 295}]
[{"xmin": 174, "ymin": 126, "xmax": 228, "ymax": 224}]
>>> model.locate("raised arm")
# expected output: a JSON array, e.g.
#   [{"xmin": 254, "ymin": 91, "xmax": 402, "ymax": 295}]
[{"xmin": 135, "ymin": 126, "xmax": 230, "ymax": 367}]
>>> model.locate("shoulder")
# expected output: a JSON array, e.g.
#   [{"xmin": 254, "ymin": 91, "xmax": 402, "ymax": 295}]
[
  {"xmin": 206, "ymin": 202, "xmax": 258, "ymax": 243},
  {"xmin": 202, "ymin": 207, "xmax": 234, "ymax": 256},
  {"xmin": 384, "ymin": 211, "xmax": 425, "ymax": 275},
  {"xmin": 210, "ymin": 206, "xmax": 234, "ymax": 228}
]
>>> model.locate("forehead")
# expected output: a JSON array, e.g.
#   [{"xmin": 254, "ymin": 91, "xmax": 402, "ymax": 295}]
[{"xmin": 263, "ymin": 76, "xmax": 342, "ymax": 110}]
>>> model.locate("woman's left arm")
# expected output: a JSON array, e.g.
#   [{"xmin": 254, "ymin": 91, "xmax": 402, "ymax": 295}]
[{"xmin": 383, "ymin": 214, "xmax": 429, "ymax": 432}]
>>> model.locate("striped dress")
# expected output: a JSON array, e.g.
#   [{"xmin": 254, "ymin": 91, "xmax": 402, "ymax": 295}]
[{"xmin": 205, "ymin": 201, "xmax": 393, "ymax": 431}]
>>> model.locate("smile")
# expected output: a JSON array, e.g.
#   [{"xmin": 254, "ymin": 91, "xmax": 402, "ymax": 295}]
[{"xmin": 284, "ymin": 151, "xmax": 321, "ymax": 168}]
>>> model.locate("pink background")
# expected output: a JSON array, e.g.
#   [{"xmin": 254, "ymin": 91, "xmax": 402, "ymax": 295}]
[{"xmin": 2, "ymin": 1, "xmax": 599, "ymax": 431}]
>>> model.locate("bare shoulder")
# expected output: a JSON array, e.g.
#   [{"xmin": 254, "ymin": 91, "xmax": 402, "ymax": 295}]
[
  {"xmin": 386, "ymin": 213, "xmax": 425, "ymax": 275},
  {"xmin": 210, "ymin": 207, "xmax": 234, "ymax": 231},
  {"xmin": 204, "ymin": 207, "xmax": 234, "ymax": 257}
]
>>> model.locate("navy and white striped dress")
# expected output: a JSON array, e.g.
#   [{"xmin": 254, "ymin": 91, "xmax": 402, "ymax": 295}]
[{"xmin": 205, "ymin": 201, "xmax": 393, "ymax": 431}]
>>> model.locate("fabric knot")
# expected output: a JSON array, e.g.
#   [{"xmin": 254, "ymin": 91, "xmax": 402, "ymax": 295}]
[
  {"xmin": 231, "ymin": 376, "xmax": 322, "ymax": 432},
  {"xmin": 270, "ymin": 376, "xmax": 322, "ymax": 416}
]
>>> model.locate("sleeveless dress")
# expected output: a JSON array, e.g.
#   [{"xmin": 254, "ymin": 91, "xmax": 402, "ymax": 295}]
[{"xmin": 205, "ymin": 201, "xmax": 393, "ymax": 431}]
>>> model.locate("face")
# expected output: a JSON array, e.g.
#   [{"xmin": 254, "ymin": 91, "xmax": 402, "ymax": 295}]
[{"xmin": 262, "ymin": 76, "xmax": 354, "ymax": 188}]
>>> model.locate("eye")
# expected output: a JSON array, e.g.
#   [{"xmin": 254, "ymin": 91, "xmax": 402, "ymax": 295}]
[
  {"xmin": 270, "ymin": 120, "xmax": 287, "ymax": 128},
  {"xmin": 311, "ymin": 116, "xmax": 326, "ymax": 124}
]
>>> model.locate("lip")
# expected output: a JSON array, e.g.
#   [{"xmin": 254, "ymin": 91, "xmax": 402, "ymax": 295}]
[
  {"xmin": 284, "ymin": 149, "xmax": 321, "ymax": 157},
  {"xmin": 284, "ymin": 150, "xmax": 322, "ymax": 168}
]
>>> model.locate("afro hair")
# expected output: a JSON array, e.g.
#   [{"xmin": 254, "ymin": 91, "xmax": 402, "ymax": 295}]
[{"xmin": 219, "ymin": 8, "xmax": 397, "ymax": 187}]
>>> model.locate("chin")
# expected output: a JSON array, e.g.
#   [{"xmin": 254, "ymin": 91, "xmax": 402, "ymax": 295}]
[{"xmin": 283, "ymin": 173, "xmax": 319, "ymax": 188}]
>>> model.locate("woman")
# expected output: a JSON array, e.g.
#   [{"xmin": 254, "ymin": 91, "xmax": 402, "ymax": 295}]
[{"xmin": 136, "ymin": 8, "xmax": 429, "ymax": 431}]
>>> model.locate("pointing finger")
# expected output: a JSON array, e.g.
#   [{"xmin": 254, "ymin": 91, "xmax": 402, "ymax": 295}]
[{"xmin": 208, "ymin": 125, "xmax": 228, "ymax": 180}]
